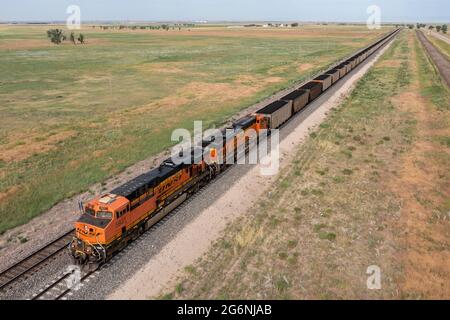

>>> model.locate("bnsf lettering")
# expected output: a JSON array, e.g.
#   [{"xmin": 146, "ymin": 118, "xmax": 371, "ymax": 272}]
[{"xmin": 157, "ymin": 172, "xmax": 183, "ymax": 194}]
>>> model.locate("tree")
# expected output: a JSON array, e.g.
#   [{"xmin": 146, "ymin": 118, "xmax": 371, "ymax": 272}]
[
  {"xmin": 428, "ymin": 25, "xmax": 434, "ymax": 30},
  {"xmin": 408, "ymin": 24, "xmax": 414, "ymax": 29},
  {"xmin": 442, "ymin": 25, "xmax": 448, "ymax": 34},
  {"xmin": 291, "ymin": 22, "xmax": 299, "ymax": 27},
  {"xmin": 70, "ymin": 32, "xmax": 76, "ymax": 44},
  {"xmin": 46, "ymin": 29, "xmax": 66, "ymax": 44},
  {"xmin": 78, "ymin": 33, "xmax": 85, "ymax": 44},
  {"xmin": 436, "ymin": 25, "xmax": 442, "ymax": 33}
]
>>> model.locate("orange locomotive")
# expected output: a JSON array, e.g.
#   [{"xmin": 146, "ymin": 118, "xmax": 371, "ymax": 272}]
[
  {"xmin": 71, "ymin": 148, "xmax": 210, "ymax": 264},
  {"xmin": 70, "ymin": 115, "xmax": 264, "ymax": 265}
]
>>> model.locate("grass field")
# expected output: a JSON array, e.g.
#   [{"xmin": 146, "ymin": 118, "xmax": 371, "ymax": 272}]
[
  {"xmin": 0, "ymin": 24, "xmax": 388, "ymax": 234},
  {"xmin": 166, "ymin": 30, "xmax": 450, "ymax": 299}
]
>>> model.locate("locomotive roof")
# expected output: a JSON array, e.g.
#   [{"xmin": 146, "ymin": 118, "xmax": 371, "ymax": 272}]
[
  {"xmin": 111, "ymin": 148, "xmax": 202, "ymax": 199},
  {"xmin": 233, "ymin": 115, "xmax": 256, "ymax": 129},
  {"xmin": 111, "ymin": 163, "xmax": 181, "ymax": 198},
  {"xmin": 256, "ymin": 100, "xmax": 289, "ymax": 115},
  {"xmin": 202, "ymin": 128, "xmax": 236, "ymax": 147}
]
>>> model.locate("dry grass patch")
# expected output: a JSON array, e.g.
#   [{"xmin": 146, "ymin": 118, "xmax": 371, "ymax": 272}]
[
  {"xmin": 384, "ymin": 35, "xmax": 450, "ymax": 299},
  {"xmin": 297, "ymin": 63, "xmax": 315, "ymax": 72},
  {"xmin": 378, "ymin": 59, "xmax": 403, "ymax": 68},
  {"xmin": 134, "ymin": 62, "xmax": 187, "ymax": 74},
  {"xmin": 1, "ymin": 130, "xmax": 78, "ymax": 163},
  {"xmin": 0, "ymin": 186, "xmax": 20, "ymax": 203},
  {"xmin": 0, "ymin": 39, "xmax": 51, "ymax": 50}
]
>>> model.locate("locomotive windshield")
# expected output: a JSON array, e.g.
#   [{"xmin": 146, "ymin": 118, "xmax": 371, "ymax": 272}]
[
  {"xmin": 85, "ymin": 207, "xmax": 95, "ymax": 216},
  {"xmin": 96, "ymin": 211, "xmax": 113, "ymax": 219}
]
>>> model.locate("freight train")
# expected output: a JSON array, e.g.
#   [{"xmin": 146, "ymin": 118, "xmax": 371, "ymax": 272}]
[{"xmin": 70, "ymin": 29, "xmax": 400, "ymax": 266}]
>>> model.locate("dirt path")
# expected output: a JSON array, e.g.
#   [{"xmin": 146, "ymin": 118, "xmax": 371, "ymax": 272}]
[
  {"xmin": 108, "ymin": 40, "xmax": 396, "ymax": 300},
  {"xmin": 417, "ymin": 30, "xmax": 450, "ymax": 87}
]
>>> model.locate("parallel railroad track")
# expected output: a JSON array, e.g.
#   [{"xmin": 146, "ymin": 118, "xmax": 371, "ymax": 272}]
[
  {"xmin": 31, "ymin": 268, "xmax": 96, "ymax": 300},
  {"xmin": 0, "ymin": 230, "xmax": 74, "ymax": 291},
  {"xmin": 417, "ymin": 30, "xmax": 450, "ymax": 87}
]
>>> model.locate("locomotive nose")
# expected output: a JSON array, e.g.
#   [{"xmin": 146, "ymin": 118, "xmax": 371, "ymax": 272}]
[
  {"xmin": 71, "ymin": 246, "xmax": 87, "ymax": 264},
  {"xmin": 70, "ymin": 238, "xmax": 90, "ymax": 264}
]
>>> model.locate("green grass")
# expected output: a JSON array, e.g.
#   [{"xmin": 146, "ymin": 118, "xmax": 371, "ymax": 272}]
[{"xmin": 0, "ymin": 25, "xmax": 388, "ymax": 233}]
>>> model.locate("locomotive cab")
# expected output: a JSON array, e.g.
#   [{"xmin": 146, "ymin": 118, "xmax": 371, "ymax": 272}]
[{"xmin": 71, "ymin": 194, "xmax": 129, "ymax": 264}]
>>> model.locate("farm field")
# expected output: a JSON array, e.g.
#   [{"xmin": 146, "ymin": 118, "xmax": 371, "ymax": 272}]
[
  {"xmin": 0, "ymin": 24, "xmax": 389, "ymax": 234},
  {"xmin": 167, "ymin": 30, "xmax": 450, "ymax": 299}
]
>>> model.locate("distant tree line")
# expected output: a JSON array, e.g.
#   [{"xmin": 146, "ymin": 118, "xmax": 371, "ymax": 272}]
[
  {"xmin": 244, "ymin": 23, "xmax": 300, "ymax": 28},
  {"xmin": 47, "ymin": 29, "xmax": 86, "ymax": 45},
  {"xmin": 405, "ymin": 23, "xmax": 447, "ymax": 34},
  {"xmin": 93, "ymin": 23, "xmax": 195, "ymax": 31}
]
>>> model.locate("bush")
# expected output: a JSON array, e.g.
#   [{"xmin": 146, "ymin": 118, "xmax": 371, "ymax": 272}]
[
  {"xmin": 70, "ymin": 32, "xmax": 76, "ymax": 44},
  {"xmin": 78, "ymin": 33, "xmax": 85, "ymax": 44},
  {"xmin": 47, "ymin": 29, "xmax": 65, "ymax": 44},
  {"xmin": 46, "ymin": 30, "xmax": 85, "ymax": 45}
]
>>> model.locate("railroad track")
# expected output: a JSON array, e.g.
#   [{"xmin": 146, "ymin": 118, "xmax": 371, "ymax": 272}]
[
  {"xmin": 31, "ymin": 268, "xmax": 97, "ymax": 300},
  {"xmin": 417, "ymin": 30, "xmax": 450, "ymax": 87},
  {"xmin": 0, "ymin": 230, "xmax": 74, "ymax": 291},
  {"xmin": 2, "ymin": 162, "xmax": 231, "ymax": 299},
  {"xmin": 27, "ymin": 167, "xmax": 231, "ymax": 300}
]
